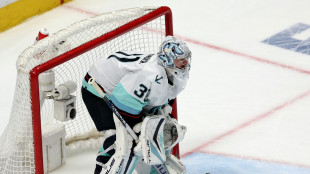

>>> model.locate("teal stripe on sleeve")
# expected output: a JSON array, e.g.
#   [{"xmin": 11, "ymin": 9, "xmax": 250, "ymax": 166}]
[{"xmin": 111, "ymin": 83, "xmax": 147, "ymax": 115}]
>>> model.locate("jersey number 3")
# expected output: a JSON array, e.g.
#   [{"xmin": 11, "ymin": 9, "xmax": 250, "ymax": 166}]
[{"xmin": 134, "ymin": 84, "xmax": 148, "ymax": 98}]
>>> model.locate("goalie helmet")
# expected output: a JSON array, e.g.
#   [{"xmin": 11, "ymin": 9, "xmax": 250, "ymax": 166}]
[{"xmin": 157, "ymin": 36, "xmax": 192, "ymax": 77}]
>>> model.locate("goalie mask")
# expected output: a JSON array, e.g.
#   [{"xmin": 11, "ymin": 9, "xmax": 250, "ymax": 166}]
[{"xmin": 157, "ymin": 36, "xmax": 192, "ymax": 78}]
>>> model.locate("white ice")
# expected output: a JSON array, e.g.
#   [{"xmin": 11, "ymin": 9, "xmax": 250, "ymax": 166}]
[{"xmin": 1, "ymin": 0, "xmax": 310, "ymax": 173}]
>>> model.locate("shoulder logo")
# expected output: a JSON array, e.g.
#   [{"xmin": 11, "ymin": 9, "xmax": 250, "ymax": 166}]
[
  {"xmin": 155, "ymin": 75, "xmax": 163, "ymax": 84},
  {"xmin": 139, "ymin": 54, "xmax": 154, "ymax": 64}
]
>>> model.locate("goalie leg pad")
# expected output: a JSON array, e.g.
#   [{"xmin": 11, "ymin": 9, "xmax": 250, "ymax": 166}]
[
  {"xmin": 99, "ymin": 114, "xmax": 139, "ymax": 174},
  {"xmin": 95, "ymin": 138, "xmax": 116, "ymax": 173},
  {"xmin": 132, "ymin": 157, "xmax": 152, "ymax": 174},
  {"xmin": 165, "ymin": 155, "xmax": 186, "ymax": 174},
  {"xmin": 100, "ymin": 154, "xmax": 139, "ymax": 174},
  {"xmin": 140, "ymin": 116, "xmax": 166, "ymax": 165},
  {"xmin": 151, "ymin": 164, "xmax": 170, "ymax": 174},
  {"xmin": 98, "ymin": 131, "xmax": 116, "ymax": 157},
  {"xmin": 150, "ymin": 155, "xmax": 186, "ymax": 174}
]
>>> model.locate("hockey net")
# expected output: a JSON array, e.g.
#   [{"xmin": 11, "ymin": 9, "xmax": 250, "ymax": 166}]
[{"xmin": 0, "ymin": 6, "xmax": 177, "ymax": 174}]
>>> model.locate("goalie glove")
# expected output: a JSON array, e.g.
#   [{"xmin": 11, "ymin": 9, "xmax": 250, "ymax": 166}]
[{"xmin": 164, "ymin": 116, "xmax": 187, "ymax": 151}]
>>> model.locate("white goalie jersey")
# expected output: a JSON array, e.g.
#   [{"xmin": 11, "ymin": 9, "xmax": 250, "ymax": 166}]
[{"xmin": 86, "ymin": 51, "xmax": 188, "ymax": 116}]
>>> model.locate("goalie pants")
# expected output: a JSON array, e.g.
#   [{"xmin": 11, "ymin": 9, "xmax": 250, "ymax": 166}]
[
  {"xmin": 81, "ymin": 73, "xmax": 143, "ymax": 130},
  {"xmin": 81, "ymin": 87, "xmax": 115, "ymax": 131}
]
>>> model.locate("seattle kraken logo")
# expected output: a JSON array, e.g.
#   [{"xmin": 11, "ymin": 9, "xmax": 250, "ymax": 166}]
[
  {"xmin": 158, "ymin": 42, "xmax": 184, "ymax": 67},
  {"xmin": 155, "ymin": 75, "xmax": 163, "ymax": 84}
]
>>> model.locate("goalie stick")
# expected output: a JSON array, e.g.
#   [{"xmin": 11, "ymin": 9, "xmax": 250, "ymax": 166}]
[{"xmin": 88, "ymin": 77, "xmax": 139, "ymax": 142}]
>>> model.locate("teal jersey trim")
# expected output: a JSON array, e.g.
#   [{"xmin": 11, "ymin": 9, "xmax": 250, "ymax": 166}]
[
  {"xmin": 150, "ymin": 100, "xmax": 169, "ymax": 114},
  {"xmin": 111, "ymin": 83, "xmax": 147, "ymax": 115},
  {"xmin": 150, "ymin": 106, "xmax": 161, "ymax": 114},
  {"xmin": 82, "ymin": 79, "xmax": 111, "ymax": 100},
  {"xmin": 82, "ymin": 79, "xmax": 102, "ymax": 98}
]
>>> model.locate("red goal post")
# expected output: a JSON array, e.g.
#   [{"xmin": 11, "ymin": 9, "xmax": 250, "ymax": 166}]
[{"xmin": 0, "ymin": 6, "xmax": 179, "ymax": 174}]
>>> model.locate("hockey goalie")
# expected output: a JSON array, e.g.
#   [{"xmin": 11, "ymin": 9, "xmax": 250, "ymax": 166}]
[{"xmin": 81, "ymin": 36, "xmax": 192, "ymax": 174}]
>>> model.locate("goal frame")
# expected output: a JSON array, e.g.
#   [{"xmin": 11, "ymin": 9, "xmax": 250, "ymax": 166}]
[{"xmin": 30, "ymin": 6, "xmax": 178, "ymax": 174}]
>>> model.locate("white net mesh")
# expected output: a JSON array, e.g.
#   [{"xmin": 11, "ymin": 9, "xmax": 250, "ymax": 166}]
[{"xmin": 0, "ymin": 6, "xmax": 168, "ymax": 173}]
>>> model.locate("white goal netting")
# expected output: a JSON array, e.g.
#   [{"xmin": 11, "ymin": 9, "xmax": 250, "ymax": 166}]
[{"xmin": 0, "ymin": 6, "xmax": 171, "ymax": 174}]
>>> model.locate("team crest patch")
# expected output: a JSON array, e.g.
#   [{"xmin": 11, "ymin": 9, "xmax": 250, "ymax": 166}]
[
  {"xmin": 139, "ymin": 54, "xmax": 154, "ymax": 64},
  {"xmin": 155, "ymin": 75, "xmax": 163, "ymax": 84}
]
